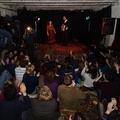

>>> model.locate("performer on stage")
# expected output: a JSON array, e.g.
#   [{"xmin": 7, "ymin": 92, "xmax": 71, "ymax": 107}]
[
  {"xmin": 61, "ymin": 16, "xmax": 69, "ymax": 46},
  {"xmin": 46, "ymin": 20, "xmax": 56, "ymax": 43}
]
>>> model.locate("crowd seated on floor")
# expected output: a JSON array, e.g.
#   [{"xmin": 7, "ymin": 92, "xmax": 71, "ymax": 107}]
[{"xmin": 0, "ymin": 44, "xmax": 120, "ymax": 120}]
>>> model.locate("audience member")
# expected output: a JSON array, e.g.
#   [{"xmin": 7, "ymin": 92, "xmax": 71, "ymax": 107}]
[
  {"xmin": 58, "ymin": 75, "xmax": 87, "ymax": 112},
  {"xmin": 28, "ymin": 85, "xmax": 60, "ymax": 120},
  {"xmin": 93, "ymin": 68, "xmax": 120, "ymax": 102},
  {"xmin": 22, "ymin": 64, "xmax": 39, "ymax": 94},
  {"xmin": 81, "ymin": 61, "xmax": 102, "ymax": 88},
  {"xmin": 44, "ymin": 69, "xmax": 63, "ymax": 99},
  {"xmin": 15, "ymin": 59, "xmax": 28, "ymax": 86},
  {"xmin": 0, "ymin": 82, "xmax": 31, "ymax": 120}
]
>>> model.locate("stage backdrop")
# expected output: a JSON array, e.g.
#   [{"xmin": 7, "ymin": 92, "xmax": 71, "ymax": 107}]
[{"xmin": 17, "ymin": 6, "xmax": 111, "ymax": 45}]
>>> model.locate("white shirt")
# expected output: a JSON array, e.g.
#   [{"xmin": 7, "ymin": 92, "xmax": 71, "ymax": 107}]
[
  {"xmin": 15, "ymin": 67, "xmax": 26, "ymax": 85},
  {"xmin": 64, "ymin": 20, "xmax": 67, "ymax": 23},
  {"xmin": 81, "ymin": 67, "xmax": 95, "ymax": 88}
]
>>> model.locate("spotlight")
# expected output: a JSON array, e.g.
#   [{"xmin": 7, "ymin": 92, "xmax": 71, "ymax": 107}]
[
  {"xmin": 37, "ymin": 18, "xmax": 40, "ymax": 21},
  {"xmin": 27, "ymin": 26, "xmax": 31, "ymax": 31}
]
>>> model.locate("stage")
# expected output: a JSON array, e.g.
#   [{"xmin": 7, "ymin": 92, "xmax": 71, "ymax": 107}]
[{"xmin": 34, "ymin": 43, "xmax": 88, "ymax": 59}]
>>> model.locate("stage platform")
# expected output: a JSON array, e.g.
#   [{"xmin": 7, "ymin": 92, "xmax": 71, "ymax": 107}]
[{"xmin": 35, "ymin": 43, "xmax": 88, "ymax": 57}]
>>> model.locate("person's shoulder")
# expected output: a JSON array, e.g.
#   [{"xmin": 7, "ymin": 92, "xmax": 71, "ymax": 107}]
[
  {"xmin": 50, "ymin": 98, "xmax": 57, "ymax": 103},
  {"xmin": 15, "ymin": 66, "xmax": 22, "ymax": 70},
  {"xmin": 58, "ymin": 84, "xmax": 66, "ymax": 87},
  {"xmin": 29, "ymin": 97, "xmax": 38, "ymax": 103},
  {"xmin": 58, "ymin": 84, "xmax": 66, "ymax": 90}
]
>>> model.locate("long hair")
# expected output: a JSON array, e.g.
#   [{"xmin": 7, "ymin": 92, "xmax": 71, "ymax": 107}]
[{"xmin": 87, "ymin": 63, "xmax": 97, "ymax": 79}]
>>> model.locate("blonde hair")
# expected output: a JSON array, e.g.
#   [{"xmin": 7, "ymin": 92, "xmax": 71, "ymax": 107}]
[
  {"xmin": 26, "ymin": 64, "xmax": 35, "ymax": 75},
  {"xmin": 37, "ymin": 86, "xmax": 52, "ymax": 101}
]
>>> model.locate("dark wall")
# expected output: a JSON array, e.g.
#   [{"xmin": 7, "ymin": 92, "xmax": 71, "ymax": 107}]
[
  {"xmin": 16, "ymin": 6, "xmax": 111, "ymax": 45},
  {"xmin": 91, "ymin": 5, "xmax": 111, "ymax": 45}
]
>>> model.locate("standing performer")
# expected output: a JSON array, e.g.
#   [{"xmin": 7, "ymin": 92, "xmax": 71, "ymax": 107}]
[
  {"xmin": 46, "ymin": 20, "xmax": 56, "ymax": 43},
  {"xmin": 61, "ymin": 16, "xmax": 69, "ymax": 46}
]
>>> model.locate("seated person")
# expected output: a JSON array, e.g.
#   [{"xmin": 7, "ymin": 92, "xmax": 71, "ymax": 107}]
[
  {"xmin": 93, "ymin": 69, "xmax": 120, "ymax": 102},
  {"xmin": 28, "ymin": 85, "xmax": 60, "ymax": 120},
  {"xmin": 81, "ymin": 62, "xmax": 102, "ymax": 88},
  {"xmin": 0, "ymin": 83, "xmax": 31, "ymax": 120},
  {"xmin": 44, "ymin": 69, "xmax": 63, "ymax": 99},
  {"xmin": 57, "ymin": 75, "xmax": 88, "ymax": 112},
  {"xmin": 0, "ymin": 65, "xmax": 13, "ymax": 92},
  {"xmin": 22, "ymin": 64, "xmax": 39, "ymax": 94},
  {"xmin": 97, "ymin": 98, "xmax": 120, "ymax": 120}
]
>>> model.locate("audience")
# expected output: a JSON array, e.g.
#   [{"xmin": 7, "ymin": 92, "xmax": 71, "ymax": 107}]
[{"xmin": 0, "ymin": 24, "xmax": 120, "ymax": 120}]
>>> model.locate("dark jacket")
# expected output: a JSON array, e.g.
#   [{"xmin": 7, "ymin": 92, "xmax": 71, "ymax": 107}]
[
  {"xmin": 28, "ymin": 98, "xmax": 60, "ymax": 120},
  {"xmin": 0, "ymin": 95, "xmax": 31, "ymax": 120},
  {"xmin": 22, "ymin": 73, "xmax": 39, "ymax": 94}
]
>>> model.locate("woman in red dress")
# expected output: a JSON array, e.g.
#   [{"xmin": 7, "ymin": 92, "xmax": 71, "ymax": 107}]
[{"xmin": 47, "ymin": 20, "xmax": 56, "ymax": 43}]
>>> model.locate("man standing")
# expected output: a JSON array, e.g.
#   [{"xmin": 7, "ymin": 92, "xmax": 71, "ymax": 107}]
[
  {"xmin": 61, "ymin": 16, "xmax": 69, "ymax": 46},
  {"xmin": 0, "ymin": 13, "xmax": 12, "ymax": 48},
  {"xmin": 23, "ymin": 26, "xmax": 36, "ymax": 63}
]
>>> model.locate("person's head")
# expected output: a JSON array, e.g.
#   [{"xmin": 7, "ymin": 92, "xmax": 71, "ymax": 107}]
[
  {"xmin": 20, "ymin": 60, "xmax": 28, "ymax": 67},
  {"xmin": 4, "ymin": 78, "xmax": 17, "ymax": 88},
  {"xmin": 9, "ymin": 57, "xmax": 15, "ymax": 64},
  {"xmin": 13, "ymin": 55, "xmax": 18, "ymax": 62},
  {"xmin": 16, "ymin": 59, "xmax": 20, "ymax": 67},
  {"xmin": 88, "ymin": 63, "xmax": 97, "ymax": 79},
  {"xmin": 72, "ymin": 53, "xmax": 78, "ymax": 60},
  {"xmin": 63, "ymin": 75, "xmax": 72, "ymax": 86},
  {"xmin": 104, "ymin": 69, "xmax": 115, "ymax": 82},
  {"xmin": 9, "ymin": 51, "xmax": 13, "ymax": 58},
  {"xmin": 36, "ymin": 86, "xmax": 52, "ymax": 101},
  {"xmin": 4, "ymin": 53, "xmax": 10, "ymax": 61},
  {"xmin": 24, "ymin": 55, "xmax": 30, "ymax": 62},
  {"xmin": 48, "ymin": 20, "xmax": 52, "ymax": 25},
  {"xmin": 63, "ymin": 16, "xmax": 67, "ymax": 21},
  {"xmin": 13, "ymin": 49, "xmax": 18, "ymax": 55},
  {"xmin": 46, "ymin": 70, "xmax": 55, "ymax": 83},
  {"xmin": 26, "ymin": 64, "xmax": 35, "ymax": 75},
  {"xmin": 4, "ymin": 84, "xmax": 18, "ymax": 101}
]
